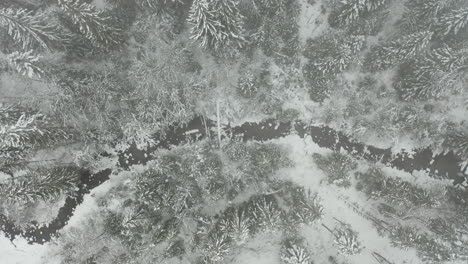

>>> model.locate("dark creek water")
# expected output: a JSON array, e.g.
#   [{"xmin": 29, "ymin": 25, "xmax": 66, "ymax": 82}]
[{"xmin": 1, "ymin": 117, "xmax": 465, "ymax": 244}]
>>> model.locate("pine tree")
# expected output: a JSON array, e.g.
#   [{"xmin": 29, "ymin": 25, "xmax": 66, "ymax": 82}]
[
  {"xmin": 203, "ymin": 231, "xmax": 232, "ymax": 263},
  {"xmin": 399, "ymin": 0, "xmax": 449, "ymax": 33},
  {"xmin": 329, "ymin": 0, "xmax": 389, "ymax": 28},
  {"xmin": 288, "ymin": 187, "xmax": 323, "ymax": 225},
  {"xmin": 437, "ymin": 7, "xmax": 468, "ymax": 36},
  {"xmin": 135, "ymin": 0, "xmax": 183, "ymax": 14},
  {"xmin": 443, "ymin": 131, "xmax": 468, "ymax": 160},
  {"xmin": 304, "ymin": 33, "xmax": 366, "ymax": 77},
  {"xmin": 237, "ymin": 70, "xmax": 257, "ymax": 98},
  {"xmin": 129, "ymin": 34, "xmax": 203, "ymax": 132},
  {"xmin": 394, "ymin": 46, "xmax": 467, "ymax": 100},
  {"xmin": 249, "ymin": 195, "xmax": 284, "ymax": 232},
  {"xmin": 0, "ymin": 105, "xmax": 73, "ymax": 151},
  {"xmin": 280, "ymin": 236, "xmax": 312, "ymax": 264},
  {"xmin": 0, "ymin": 167, "xmax": 80, "ymax": 204},
  {"xmin": 0, "ymin": 104, "xmax": 75, "ymax": 174},
  {"xmin": 217, "ymin": 207, "xmax": 251, "ymax": 245},
  {"xmin": 313, "ymin": 152, "xmax": 357, "ymax": 187},
  {"xmin": 58, "ymin": 0, "xmax": 124, "ymax": 50},
  {"xmin": 323, "ymin": 221, "xmax": 362, "ymax": 255},
  {"xmin": 364, "ymin": 30, "xmax": 433, "ymax": 72},
  {"xmin": 0, "ymin": 8, "xmax": 65, "ymax": 50},
  {"xmin": 188, "ymin": 0, "xmax": 244, "ymax": 51},
  {"xmin": 7, "ymin": 50, "xmax": 44, "ymax": 78}
]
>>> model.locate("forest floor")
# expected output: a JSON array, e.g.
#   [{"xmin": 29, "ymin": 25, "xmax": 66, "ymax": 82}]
[{"xmin": 2, "ymin": 134, "xmax": 462, "ymax": 264}]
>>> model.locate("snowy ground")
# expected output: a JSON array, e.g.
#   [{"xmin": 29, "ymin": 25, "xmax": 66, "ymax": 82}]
[{"xmin": 3, "ymin": 134, "xmax": 459, "ymax": 264}]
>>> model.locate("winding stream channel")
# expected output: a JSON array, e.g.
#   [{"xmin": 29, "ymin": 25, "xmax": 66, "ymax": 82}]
[{"xmin": 1, "ymin": 118, "xmax": 465, "ymax": 244}]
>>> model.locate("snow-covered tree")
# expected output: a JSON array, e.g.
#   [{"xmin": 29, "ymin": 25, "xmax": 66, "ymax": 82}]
[
  {"xmin": 128, "ymin": 34, "xmax": 204, "ymax": 132},
  {"xmin": 203, "ymin": 231, "xmax": 232, "ymax": 263},
  {"xmin": 304, "ymin": 33, "xmax": 366, "ymax": 77},
  {"xmin": 394, "ymin": 46, "xmax": 467, "ymax": 100},
  {"xmin": 364, "ymin": 30, "xmax": 433, "ymax": 72},
  {"xmin": 134, "ymin": 0, "xmax": 185, "ymax": 16},
  {"xmin": 443, "ymin": 131, "xmax": 468, "ymax": 160},
  {"xmin": 0, "ymin": 105, "xmax": 74, "ymax": 154},
  {"xmin": 217, "ymin": 207, "xmax": 251, "ymax": 245},
  {"xmin": 287, "ymin": 186, "xmax": 323, "ymax": 225},
  {"xmin": 329, "ymin": 0, "xmax": 390, "ymax": 28},
  {"xmin": 390, "ymin": 225, "xmax": 452, "ymax": 262},
  {"xmin": 313, "ymin": 152, "xmax": 357, "ymax": 188},
  {"xmin": 280, "ymin": 236, "xmax": 312, "ymax": 264},
  {"xmin": 323, "ymin": 221, "xmax": 363, "ymax": 255},
  {"xmin": 238, "ymin": 70, "xmax": 257, "ymax": 98},
  {"xmin": 249, "ymin": 195, "xmax": 284, "ymax": 232},
  {"xmin": 7, "ymin": 50, "xmax": 43, "ymax": 78},
  {"xmin": 0, "ymin": 167, "xmax": 80, "ymax": 204},
  {"xmin": 58, "ymin": 0, "xmax": 124, "ymax": 50},
  {"xmin": 0, "ymin": 104, "xmax": 75, "ymax": 174},
  {"xmin": 437, "ymin": 7, "xmax": 468, "ymax": 37},
  {"xmin": 398, "ymin": 0, "xmax": 450, "ymax": 33},
  {"xmin": 0, "ymin": 8, "xmax": 65, "ymax": 50},
  {"xmin": 188, "ymin": 0, "xmax": 244, "ymax": 51}
]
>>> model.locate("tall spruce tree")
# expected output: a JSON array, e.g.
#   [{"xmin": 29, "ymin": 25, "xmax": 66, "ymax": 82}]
[
  {"xmin": 58, "ymin": 0, "xmax": 124, "ymax": 50},
  {"xmin": 0, "ymin": 103, "xmax": 75, "ymax": 174},
  {"xmin": 7, "ymin": 50, "xmax": 44, "ymax": 78},
  {"xmin": 329, "ymin": 0, "xmax": 389, "ymax": 28},
  {"xmin": 437, "ymin": 7, "xmax": 468, "ymax": 37},
  {"xmin": 0, "ymin": 7, "xmax": 66, "ymax": 50},
  {"xmin": 364, "ymin": 30, "xmax": 433, "ymax": 72},
  {"xmin": 443, "ymin": 131, "xmax": 468, "ymax": 160},
  {"xmin": 188, "ymin": 0, "xmax": 244, "ymax": 51},
  {"xmin": 0, "ymin": 167, "xmax": 80, "ymax": 204},
  {"xmin": 394, "ymin": 45, "xmax": 467, "ymax": 100}
]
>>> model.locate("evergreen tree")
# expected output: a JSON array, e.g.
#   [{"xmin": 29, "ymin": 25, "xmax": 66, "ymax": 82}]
[
  {"xmin": 0, "ymin": 104, "xmax": 75, "ymax": 174},
  {"xmin": 58, "ymin": 0, "xmax": 124, "ymax": 50},
  {"xmin": 443, "ymin": 131, "xmax": 468, "ymax": 160},
  {"xmin": 364, "ymin": 30, "xmax": 433, "ymax": 72},
  {"xmin": 0, "ymin": 7, "xmax": 65, "ymax": 50},
  {"xmin": 188, "ymin": 0, "xmax": 244, "ymax": 51},
  {"xmin": 287, "ymin": 186, "xmax": 323, "ymax": 225},
  {"xmin": 0, "ymin": 166, "xmax": 80, "ymax": 203},
  {"xmin": 280, "ymin": 236, "xmax": 312, "ymax": 264},
  {"xmin": 188, "ymin": 0, "xmax": 221, "ymax": 50},
  {"xmin": 237, "ymin": 70, "xmax": 257, "ymax": 98},
  {"xmin": 399, "ymin": 0, "xmax": 449, "ymax": 33},
  {"xmin": 329, "ymin": 0, "xmax": 389, "ymax": 28},
  {"xmin": 437, "ymin": 7, "xmax": 468, "ymax": 37},
  {"xmin": 394, "ymin": 45, "xmax": 467, "ymax": 100},
  {"xmin": 135, "ymin": 0, "xmax": 183, "ymax": 15},
  {"xmin": 323, "ymin": 221, "xmax": 362, "ymax": 255},
  {"xmin": 128, "ymin": 33, "xmax": 203, "ymax": 132},
  {"xmin": 7, "ymin": 50, "xmax": 43, "ymax": 78}
]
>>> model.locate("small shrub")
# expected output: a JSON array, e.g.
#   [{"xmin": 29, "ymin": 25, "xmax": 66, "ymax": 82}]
[
  {"xmin": 250, "ymin": 142, "xmax": 292, "ymax": 178},
  {"xmin": 238, "ymin": 70, "xmax": 258, "ymax": 98},
  {"xmin": 165, "ymin": 239, "xmax": 186, "ymax": 259},
  {"xmin": 277, "ymin": 108, "xmax": 300, "ymax": 123}
]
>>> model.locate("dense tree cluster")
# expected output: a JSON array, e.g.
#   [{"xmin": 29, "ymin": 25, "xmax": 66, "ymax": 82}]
[{"xmin": 1, "ymin": 0, "xmax": 468, "ymax": 263}]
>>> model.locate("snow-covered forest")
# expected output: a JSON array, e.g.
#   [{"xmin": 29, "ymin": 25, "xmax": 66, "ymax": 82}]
[{"xmin": 1, "ymin": 0, "xmax": 467, "ymax": 263}]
